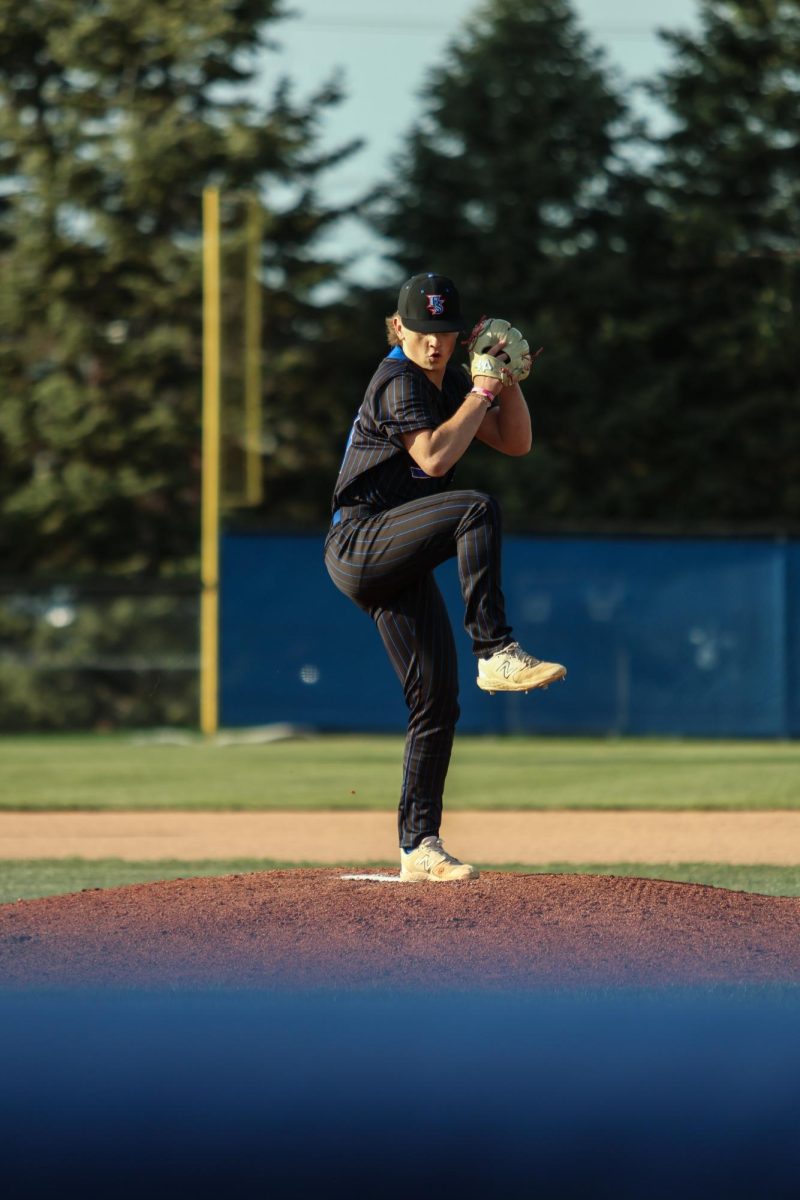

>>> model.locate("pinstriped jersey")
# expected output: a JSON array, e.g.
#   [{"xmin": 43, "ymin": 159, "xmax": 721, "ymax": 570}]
[{"xmin": 332, "ymin": 349, "xmax": 472, "ymax": 514}]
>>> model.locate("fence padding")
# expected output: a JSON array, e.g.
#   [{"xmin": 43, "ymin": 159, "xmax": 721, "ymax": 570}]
[{"xmin": 220, "ymin": 533, "xmax": 799, "ymax": 737}]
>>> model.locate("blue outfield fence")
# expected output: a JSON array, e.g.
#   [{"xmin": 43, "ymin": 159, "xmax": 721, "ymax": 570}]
[{"xmin": 220, "ymin": 533, "xmax": 800, "ymax": 738}]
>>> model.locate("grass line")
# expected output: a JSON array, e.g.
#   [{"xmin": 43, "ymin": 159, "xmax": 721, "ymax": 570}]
[{"xmin": 3, "ymin": 859, "xmax": 800, "ymax": 904}]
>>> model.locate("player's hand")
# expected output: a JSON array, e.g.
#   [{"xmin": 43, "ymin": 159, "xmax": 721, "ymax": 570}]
[{"xmin": 471, "ymin": 341, "xmax": 505, "ymax": 396}]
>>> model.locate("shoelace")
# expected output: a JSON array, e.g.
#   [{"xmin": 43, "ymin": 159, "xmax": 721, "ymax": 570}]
[
  {"xmin": 503, "ymin": 641, "xmax": 541, "ymax": 668},
  {"xmin": 425, "ymin": 837, "xmax": 459, "ymax": 864}
]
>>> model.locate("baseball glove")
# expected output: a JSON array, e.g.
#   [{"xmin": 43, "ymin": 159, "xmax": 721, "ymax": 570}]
[{"xmin": 464, "ymin": 316, "xmax": 542, "ymax": 387}]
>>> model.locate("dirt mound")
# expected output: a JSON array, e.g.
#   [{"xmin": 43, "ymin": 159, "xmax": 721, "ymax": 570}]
[{"xmin": 2, "ymin": 869, "xmax": 800, "ymax": 990}]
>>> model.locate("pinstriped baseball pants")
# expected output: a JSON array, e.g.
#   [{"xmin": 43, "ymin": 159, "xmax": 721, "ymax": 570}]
[{"xmin": 324, "ymin": 490, "xmax": 512, "ymax": 848}]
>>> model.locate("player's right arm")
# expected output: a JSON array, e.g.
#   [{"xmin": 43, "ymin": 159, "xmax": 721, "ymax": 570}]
[{"xmin": 401, "ymin": 382, "xmax": 499, "ymax": 477}]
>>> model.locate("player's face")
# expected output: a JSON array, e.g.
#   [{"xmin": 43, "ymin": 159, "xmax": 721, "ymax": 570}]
[{"xmin": 396, "ymin": 320, "xmax": 459, "ymax": 377}]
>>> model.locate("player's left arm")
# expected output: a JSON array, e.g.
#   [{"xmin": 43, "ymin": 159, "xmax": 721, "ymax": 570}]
[{"xmin": 473, "ymin": 382, "xmax": 532, "ymax": 456}]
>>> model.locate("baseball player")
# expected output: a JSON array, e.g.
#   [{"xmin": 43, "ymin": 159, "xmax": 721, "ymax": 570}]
[{"xmin": 324, "ymin": 272, "xmax": 566, "ymax": 882}]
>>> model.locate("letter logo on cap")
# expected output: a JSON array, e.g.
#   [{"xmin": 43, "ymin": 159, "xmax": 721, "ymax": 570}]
[{"xmin": 426, "ymin": 293, "xmax": 445, "ymax": 316}]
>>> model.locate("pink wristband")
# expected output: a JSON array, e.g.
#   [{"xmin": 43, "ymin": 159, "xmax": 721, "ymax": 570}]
[{"xmin": 470, "ymin": 387, "xmax": 496, "ymax": 404}]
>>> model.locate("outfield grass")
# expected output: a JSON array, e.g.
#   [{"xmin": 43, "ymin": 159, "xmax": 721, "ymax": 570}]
[
  {"xmin": 2, "ymin": 858, "xmax": 800, "ymax": 904},
  {"xmin": 0, "ymin": 732, "xmax": 799, "ymax": 811}
]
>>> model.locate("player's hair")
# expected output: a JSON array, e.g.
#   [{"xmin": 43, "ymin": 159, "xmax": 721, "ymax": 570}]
[{"xmin": 385, "ymin": 312, "xmax": 401, "ymax": 347}]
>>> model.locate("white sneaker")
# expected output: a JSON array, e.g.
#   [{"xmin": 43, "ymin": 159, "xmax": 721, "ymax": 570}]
[
  {"xmin": 477, "ymin": 641, "xmax": 567, "ymax": 694},
  {"xmin": 399, "ymin": 836, "xmax": 479, "ymax": 883}
]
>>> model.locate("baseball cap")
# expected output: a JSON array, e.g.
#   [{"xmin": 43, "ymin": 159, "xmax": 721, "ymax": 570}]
[{"xmin": 397, "ymin": 272, "xmax": 465, "ymax": 333}]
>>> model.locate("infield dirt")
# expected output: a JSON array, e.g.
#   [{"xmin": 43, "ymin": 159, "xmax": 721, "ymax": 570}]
[{"xmin": 3, "ymin": 810, "xmax": 800, "ymax": 862}]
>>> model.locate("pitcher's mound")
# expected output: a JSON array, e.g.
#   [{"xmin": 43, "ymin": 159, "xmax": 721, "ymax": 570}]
[{"xmin": 2, "ymin": 870, "xmax": 799, "ymax": 990}]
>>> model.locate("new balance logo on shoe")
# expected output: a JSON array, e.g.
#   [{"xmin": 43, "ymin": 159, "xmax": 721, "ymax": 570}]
[{"xmin": 477, "ymin": 641, "xmax": 567, "ymax": 695}]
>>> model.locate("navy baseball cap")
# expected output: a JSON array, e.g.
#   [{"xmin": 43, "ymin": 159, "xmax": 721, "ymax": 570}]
[{"xmin": 397, "ymin": 272, "xmax": 465, "ymax": 333}]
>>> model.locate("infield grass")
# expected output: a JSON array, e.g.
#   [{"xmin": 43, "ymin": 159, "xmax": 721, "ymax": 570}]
[
  {"xmin": 2, "ymin": 858, "xmax": 800, "ymax": 904},
  {"xmin": 0, "ymin": 732, "xmax": 799, "ymax": 811}
]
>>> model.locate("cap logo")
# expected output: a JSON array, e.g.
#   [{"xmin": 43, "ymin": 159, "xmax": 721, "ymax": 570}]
[{"xmin": 425, "ymin": 293, "xmax": 445, "ymax": 316}]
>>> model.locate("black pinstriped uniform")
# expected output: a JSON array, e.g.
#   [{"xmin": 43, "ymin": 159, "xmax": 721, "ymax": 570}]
[{"xmin": 324, "ymin": 347, "xmax": 512, "ymax": 849}]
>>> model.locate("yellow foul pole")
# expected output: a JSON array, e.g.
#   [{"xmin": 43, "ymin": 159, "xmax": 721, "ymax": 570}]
[{"xmin": 200, "ymin": 186, "xmax": 221, "ymax": 736}]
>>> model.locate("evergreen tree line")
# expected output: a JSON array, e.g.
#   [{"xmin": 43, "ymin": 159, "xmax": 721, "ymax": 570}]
[{"xmin": 1, "ymin": 0, "xmax": 798, "ymax": 585}]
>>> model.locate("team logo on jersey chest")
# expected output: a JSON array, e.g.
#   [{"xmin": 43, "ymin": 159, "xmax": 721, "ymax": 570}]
[{"xmin": 426, "ymin": 293, "xmax": 445, "ymax": 316}]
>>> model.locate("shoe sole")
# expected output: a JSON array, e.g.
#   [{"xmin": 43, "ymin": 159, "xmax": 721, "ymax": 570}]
[
  {"xmin": 476, "ymin": 664, "xmax": 567, "ymax": 695},
  {"xmin": 400, "ymin": 868, "xmax": 480, "ymax": 883}
]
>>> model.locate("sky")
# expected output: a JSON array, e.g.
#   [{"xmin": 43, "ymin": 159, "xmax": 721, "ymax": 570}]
[{"xmin": 257, "ymin": 0, "xmax": 702, "ymax": 280}]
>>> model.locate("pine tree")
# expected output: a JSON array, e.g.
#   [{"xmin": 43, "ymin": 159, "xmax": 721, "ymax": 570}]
[
  {"xmin": 638, "ymin": 0, "xmax": 800, "ymax": 527},
  {"xmin": 0, "ymin": 0, "xmax": 360, "ymax": 572}
]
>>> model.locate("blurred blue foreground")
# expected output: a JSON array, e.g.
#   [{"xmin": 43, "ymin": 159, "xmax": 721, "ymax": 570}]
[{"xmin": 2, "ymin": 987, "xmax": 799, "ymax": 1198}]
